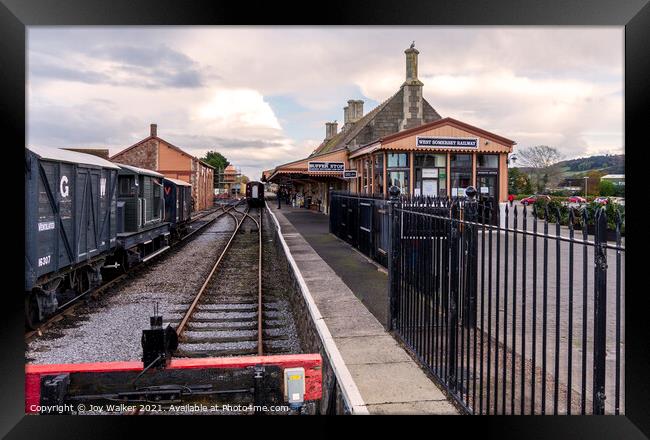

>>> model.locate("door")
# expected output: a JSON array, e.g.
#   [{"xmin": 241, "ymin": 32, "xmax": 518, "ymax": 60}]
[{"xmin": 477, "ymin": 173, "xmax": 498, "ymax": 224}]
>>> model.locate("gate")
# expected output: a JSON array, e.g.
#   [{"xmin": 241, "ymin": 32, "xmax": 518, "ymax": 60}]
[
  {"xmin": 329, "ymin": 192, "xmax": 389, "ymax": 267},
  {"xmin": 388, "ymin": 192, "xmax": 625, "ymax": 415}
]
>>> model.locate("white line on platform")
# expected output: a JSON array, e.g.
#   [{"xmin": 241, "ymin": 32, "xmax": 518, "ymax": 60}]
[{"xmin": 265, "ymin": 202, "xmax": 369, "ymax": 415}]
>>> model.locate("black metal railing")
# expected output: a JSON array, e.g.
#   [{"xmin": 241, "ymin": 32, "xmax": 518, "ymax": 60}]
[
  {"xmin": 329, "ymin": 191, "xmax": 391, "ymax": 267},
  {"xmin": 387, "ymin": 190, "xmax": 625, "ymax": 415}
]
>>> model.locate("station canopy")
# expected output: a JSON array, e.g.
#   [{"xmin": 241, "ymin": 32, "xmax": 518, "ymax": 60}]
[{"xmin": 268, "ymin": 149, "xmax": 349, "ymax": 184}]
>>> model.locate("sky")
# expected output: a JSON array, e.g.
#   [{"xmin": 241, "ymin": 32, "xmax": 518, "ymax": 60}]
[{"xmin": 27, "ymin": 27, "xmax": 624, "ymax": 180}]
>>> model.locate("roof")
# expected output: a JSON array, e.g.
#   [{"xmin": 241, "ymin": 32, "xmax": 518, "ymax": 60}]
[
  {"xmin": 62, "ymin": 148, "xmax": 110, "ymax": 159},
  {"xmin": 164, "ymin": 177, "xmax": 192, "ymax": 187},
  {"xmin": 27, "ymin": 146, "xmax": 120, "ymax": 170},
  {"xmin": 111, "ymin": 135, "xmax": 215, "ymax": 170},
  {"xmin": 310, "ymin": 89, "xmax": 401, "ymax": 157},
  {"xmin": 115, "ymin": 163, "xmax": 165, "ymax": 178},
  {"xmin": 601, "ymin": 174, "xmax": 625, "ymax": 179},
  {"xmin": 377, "ymin": 117, "xmax": 516, "ymax": 147}
]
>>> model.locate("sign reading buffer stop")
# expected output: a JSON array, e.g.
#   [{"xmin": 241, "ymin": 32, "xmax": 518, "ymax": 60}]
[{"xmin": 308, "ymin": 161, "xmax": 345, "ymax": 172}]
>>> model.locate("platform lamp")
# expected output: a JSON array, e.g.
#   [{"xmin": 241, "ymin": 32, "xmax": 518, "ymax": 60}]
[{"xmin": 584, "ymin": 176, "xmax": 589, "ymax": 198}]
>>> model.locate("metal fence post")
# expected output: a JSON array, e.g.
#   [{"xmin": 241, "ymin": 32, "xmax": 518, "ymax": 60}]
[
  {"xmin": 448, "ymin": 201, "xmax": 460, "ymax": 391},
  {"xmin": 593, "ymin": 208, "xmax": 608, "ymax": 414},
  {"xmin": 464, "ymin": 187, "xmax": 478, "ymax": 329},
  {"xmin": 387, "ymin": 186, "xmax": 401, "ymax": 331}
]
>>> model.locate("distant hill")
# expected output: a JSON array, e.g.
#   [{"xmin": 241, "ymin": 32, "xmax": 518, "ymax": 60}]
[
  {"xmin": 517, "ymin": 154, "xmax": 624, "ymax": 177},
  {"xmin": 557, "ymin": 154, "xmax": 625, "ymax": 175}
]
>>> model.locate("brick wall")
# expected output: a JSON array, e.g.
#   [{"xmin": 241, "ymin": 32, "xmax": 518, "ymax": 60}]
[{"xmin": 111, "ymin": 139, "xmax": 158, "ymax": 170}]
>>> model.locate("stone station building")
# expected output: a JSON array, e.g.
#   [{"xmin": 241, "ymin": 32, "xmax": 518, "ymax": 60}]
[{"xmin": 268, "ymin": 44, "xmax": 514, "ymax": 210}]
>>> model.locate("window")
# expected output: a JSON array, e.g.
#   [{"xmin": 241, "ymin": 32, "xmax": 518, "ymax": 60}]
[
  {"xmin": 373, "ymin": 154, "xmax": 384, "ymax": 194},
  {"xmin": 388, "ymin": 170, "xmax": 409, "ymax": 195},
  {"xmin": 387, "ymin": 152, "xmax": 409, "ymax": 195},
  {"xmin": 415, "ymin": 153, "xmax": 446, "ymax": 168},
  {"xmin": 477, "ymin": 154, "xmax": 499, "ymax": 168},
  {"xmin": 152, "ymin": 178, "xmax": 163, "ymax": 219},
  {"xmin": 387, "ymin": 153, "xmax": 408, "ymax": 168},
  {"xmin": 119, "ymin": 176, "xmax": 134, "ymax": 196},
  {"xmin": 450, "ymin": 154, "xmax": 472, "ymax": 167},
  {"xmin": 363, "ymin": 158, "xmax": 371, "ymax": 193},
  {"xmin": 450, "ymin": 154, "xmax": 473, "ymax": 197},
  {"xmin": 414, "ymin": 154, "xmax": 447, "ymax": 197}
]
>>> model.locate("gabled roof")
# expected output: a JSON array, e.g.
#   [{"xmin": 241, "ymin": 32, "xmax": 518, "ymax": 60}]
[
  {"xmin": 111, "ymin": 135, "xmax": 215, "ymax": 169},
  {"xmin": 310, "ymin": 90, "xmax": 401, "ymax": 157},
  {"xmin": 378, "ymin": 117, "xmax": 516, "ymax": 147}
]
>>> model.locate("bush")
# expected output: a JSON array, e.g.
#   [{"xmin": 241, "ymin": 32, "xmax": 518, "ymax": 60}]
[{"xmin": 532, "ymin": 197, "xmax": 624, "ymax": 232}]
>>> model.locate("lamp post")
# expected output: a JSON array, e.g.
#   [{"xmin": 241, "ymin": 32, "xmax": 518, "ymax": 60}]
[{"xmin": 584, "ymin": 176, "xmax": 588, "ymax": 198}]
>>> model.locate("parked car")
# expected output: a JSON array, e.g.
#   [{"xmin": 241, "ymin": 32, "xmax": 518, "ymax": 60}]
[
  {"xmin": 594, "ymin": 197, "xmax": 609, "ymax": 205},
  {"xmin": 567, "ymin": 195, "xmax": 587, "ymax": 203},
  {"xmin": 521, "ymin": 194, "xmax": 551, "ymax": 205}
]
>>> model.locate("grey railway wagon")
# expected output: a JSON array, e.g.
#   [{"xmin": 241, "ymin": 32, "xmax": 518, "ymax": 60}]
[
  {"xmin": 25, "ymin": 146, "xmax": 119, "ymax": 300},
  {"xmin": 115, "ymin": 163, "xmax": 165, "ymax": 233}
]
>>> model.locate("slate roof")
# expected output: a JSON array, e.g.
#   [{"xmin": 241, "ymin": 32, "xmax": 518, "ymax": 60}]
[{"xmin": 309, "ymin": 90, "xmax": 401, "ymax": 157}]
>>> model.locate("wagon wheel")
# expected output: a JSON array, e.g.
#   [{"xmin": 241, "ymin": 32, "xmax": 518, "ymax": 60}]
[
  {"xmin": 25, "ymin": 293, "xmax": 40, "ymax": 330},
  {"xmin": 75, "ymin": 267, "xmax": 92, "ymax": 294}
]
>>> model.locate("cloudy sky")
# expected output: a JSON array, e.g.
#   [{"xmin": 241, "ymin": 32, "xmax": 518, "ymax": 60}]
[{"xmin": 27, "ymin": 27, "xmax": 623, "ymax": 179}]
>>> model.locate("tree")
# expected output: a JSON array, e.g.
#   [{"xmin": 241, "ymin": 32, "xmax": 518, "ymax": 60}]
[
  {"xmin": 584, "ymin": 170, "xmax": 605, "ymax": 196},
  {"xmin": 201, "ymin": 151, "xmax": 230, "ymax": 171},
  {"xmin": 508, "ymin": 167, "xmax": 533, "ymax": 195},
  {"xmin": 599, "ymin": 180, "xmax": 617, "ymax": 197},
  {"xmin": 200, "ymin": 151, "xmax": 230, "ymax": 189},
  {"xmin": 516, "ymin": 145, "xmax": 563, "ymax": 192}
]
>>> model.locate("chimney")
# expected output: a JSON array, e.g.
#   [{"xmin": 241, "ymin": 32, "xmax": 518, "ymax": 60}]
[
  {"xmin": 353, "ymin": 100, "xmax": 364, "ymax": 120},
  {"xmin": 347, "ymin": 100, "xmax": 362, "ymax": 123},
  {"xmin": 325, "ymin": 121, "xmax": 338, "ymax": 140},
  {"xmin": 343, "ymin": 105, "xmax": 351, "ymax": 125},
  {"xmin": 400, "ymin": 42, "xmax": 424, "ymax": 131},
  {"xmin": 150, "ymin": 123, "xmax": 158, "ymax": 137},
  {"xmin": 404, "ymin": 44, "xmax": 422, "ymax": 85}
]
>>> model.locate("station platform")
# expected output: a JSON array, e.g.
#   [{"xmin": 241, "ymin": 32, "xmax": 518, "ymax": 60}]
[{"xmin": 267, "ymin": 202, "xmax": 458, "ymax": 415}]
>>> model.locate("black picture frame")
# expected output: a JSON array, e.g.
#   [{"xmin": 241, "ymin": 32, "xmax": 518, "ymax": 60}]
[{"xmin": 1, "ymin": 0, "xmax": 648, "ymax": 437}]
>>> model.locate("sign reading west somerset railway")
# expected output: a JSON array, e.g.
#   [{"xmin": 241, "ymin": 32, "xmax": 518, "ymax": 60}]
[
  {"xmin": 308, "ymin": 161, "xmax": 345, "ymax": 172},
  {"xmin": 416, "ymin": 136, "xmax": 479, "ymax": 149}
]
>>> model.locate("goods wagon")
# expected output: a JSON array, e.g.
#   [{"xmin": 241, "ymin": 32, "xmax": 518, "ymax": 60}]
[
  {"xmin": 163, "ymin": 177, "xmax": 192, "ymax": 238},
  {"xmin": 113, "ymin": 164, "xmax": 170, "ymax": 268},
  {"xmin": 25, "ymin": 146, "xmax": 119, "ymax": 325}
]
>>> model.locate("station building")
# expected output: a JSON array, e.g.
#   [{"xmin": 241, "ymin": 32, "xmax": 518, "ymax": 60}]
[
  {"xmin": 111, "ymin": 124, "xmax": 215, "ymax": 211},
  {"xmin": 268, "ymin": 44, "xmax": 514, "ymax": 210}
]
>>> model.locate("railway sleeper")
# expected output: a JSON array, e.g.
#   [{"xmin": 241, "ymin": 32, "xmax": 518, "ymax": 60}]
[{"xmin": 180, "ymin": 332, "xmax": 290, "ymax": 344}]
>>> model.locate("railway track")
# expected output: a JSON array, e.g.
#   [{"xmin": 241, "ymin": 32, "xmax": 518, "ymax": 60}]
[
  {"xmin": 174, "ymin": 205, "xmax": 295, "ymax": 358},
  {"xmin": 25, "ymin": 202, "xmax": 240, "ymax": 342}
]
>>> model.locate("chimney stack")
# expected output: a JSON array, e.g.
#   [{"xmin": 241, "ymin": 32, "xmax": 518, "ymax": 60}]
[
  {"xmin": 404, "ymin": 43, "xmax": 422, "ymax": 85},
  {"xmin": 150, "ymin": 123, "xmax": 158, "ymax": 137},
  {"xmin": 325, "ymin": 121, "xmax": 338, "ymax": 140},
  {"xmin": 343, "ymin": 105, "xmax": 351, "ymax": 125},
  {"xmin": 347, "ymin": 100, "xmax": 362, "ymax": 123},
  {"xmin": 400, "ymin": 43, "xmax": 424, "ymax": 131},
  {"xmin": 353, "ymin": 100, "xmax": 364, "ymax": 120}
]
